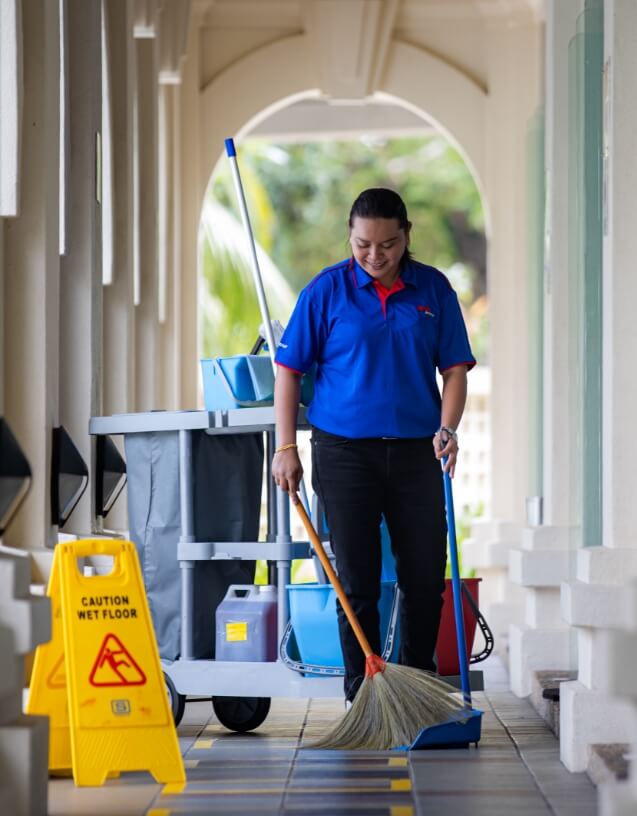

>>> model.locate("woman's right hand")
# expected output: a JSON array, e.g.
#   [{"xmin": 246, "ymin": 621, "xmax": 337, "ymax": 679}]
[{"xmin": 272, "ymin": 448, "xmax": 304, "ymax": 503}]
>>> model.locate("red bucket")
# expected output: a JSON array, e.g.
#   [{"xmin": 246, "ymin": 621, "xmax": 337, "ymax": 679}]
[{"xmin": 435, "ymin": 577, "xmax": 481, "ymax": 676}]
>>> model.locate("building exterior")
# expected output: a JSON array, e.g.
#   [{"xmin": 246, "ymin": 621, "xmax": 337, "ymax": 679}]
[{"xmin": 1, "ymin": 1, "xmax": 636, "ymax": 813}]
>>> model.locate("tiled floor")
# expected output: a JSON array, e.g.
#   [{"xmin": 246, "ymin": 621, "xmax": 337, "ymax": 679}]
[{"xmin": 48, "ymin": 657, "xmax": 597, "ymax": 816}]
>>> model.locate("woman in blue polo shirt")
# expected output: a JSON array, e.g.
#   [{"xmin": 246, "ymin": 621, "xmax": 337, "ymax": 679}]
[{"xmin": 272, "ymin": 188, "xmax": 475, "ymax": 703}]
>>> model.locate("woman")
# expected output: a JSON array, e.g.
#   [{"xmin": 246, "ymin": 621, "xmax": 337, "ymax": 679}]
[{"xmin": 272, "ymin": 188, "xmax": 475, "ymax": 703}]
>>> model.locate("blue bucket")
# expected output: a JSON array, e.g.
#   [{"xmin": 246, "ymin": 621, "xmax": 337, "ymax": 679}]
[
  {"xmin": 201, "ymin": 355, "xmax": 315, "ymax": 411},
  {"xmin": 201, "ymin": 355, "xmax": 272, "ymax": 410},
  {"xmin": 287, "ymin": 581, "xmax": 398, "ymax": 671}
]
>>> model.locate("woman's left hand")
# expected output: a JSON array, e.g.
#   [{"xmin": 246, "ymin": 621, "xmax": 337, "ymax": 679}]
[{"xmin": 433, "ymin": 430, "xmax": 459, "ymax": 477}]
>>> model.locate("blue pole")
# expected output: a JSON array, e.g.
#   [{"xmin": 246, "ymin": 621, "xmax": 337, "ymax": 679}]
[{"xmin": 442, "ymin": 462, "xmax": 472, "ymax": 708}]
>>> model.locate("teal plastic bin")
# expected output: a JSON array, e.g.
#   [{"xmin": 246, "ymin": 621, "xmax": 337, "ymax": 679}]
[
  {"xmin": 201, "ymin": 355, "xmax": 314, "ymax": 410},
  {"xmin": 287, "ymin": 581, "xmax": 397, "ymax": 671}
]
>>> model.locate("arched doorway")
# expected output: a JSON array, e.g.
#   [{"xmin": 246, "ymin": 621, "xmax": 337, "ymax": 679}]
[{"xmin": 196, "ymin": 37, "xmax": 491, "ymax": 534}]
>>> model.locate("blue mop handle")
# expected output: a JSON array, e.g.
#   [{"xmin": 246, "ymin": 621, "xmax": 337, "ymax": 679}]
[{"xmin": 442, "ymin": 462, "xmax": 472, "ymax": 708}]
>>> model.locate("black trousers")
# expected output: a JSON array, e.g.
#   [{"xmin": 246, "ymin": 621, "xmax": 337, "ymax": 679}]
[{"xmin": 311, "ymin": 427, "xmax": 447, "ymax": 701}]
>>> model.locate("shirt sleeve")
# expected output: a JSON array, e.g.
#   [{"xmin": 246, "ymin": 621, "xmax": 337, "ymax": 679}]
[
  {"xmin": 437, "ymin": 289, "xmax": 476, "ymax": 372},
  {"xmin": 274, "ymin": 287, "xmax": 326, "ymax": 374}
]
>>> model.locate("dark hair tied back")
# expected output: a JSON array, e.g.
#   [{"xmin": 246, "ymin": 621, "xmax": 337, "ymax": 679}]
[
  {"xmin": 348, "ymin": 188, "xmax": 411, "ymax": 232},
  {"xmin": 348, "ymin": 188, "xmax": 412, "ymax": 261}
]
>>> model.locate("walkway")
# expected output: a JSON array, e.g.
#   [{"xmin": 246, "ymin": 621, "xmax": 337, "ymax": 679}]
[{"xmin": 48, "ymin": 657, "xmax": 597, "ymax": 815}]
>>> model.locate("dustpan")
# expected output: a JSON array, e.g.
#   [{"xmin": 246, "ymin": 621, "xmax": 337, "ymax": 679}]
[{"xmin": 406, "ymin": 463, "xmax": 483, "ymax": 750}]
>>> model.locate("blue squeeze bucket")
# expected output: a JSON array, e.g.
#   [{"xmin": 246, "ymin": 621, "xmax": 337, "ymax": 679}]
[
  {"xmin": 201, "ymin": 355, "xmax": 270, "ymax": 410},
  {"xmin": 201, "ymin": 355, "xmax": 314, "ymax": 411},
  {"xmin": 286, "ymin": 581, "xmax": 398, "ymax": 672}
]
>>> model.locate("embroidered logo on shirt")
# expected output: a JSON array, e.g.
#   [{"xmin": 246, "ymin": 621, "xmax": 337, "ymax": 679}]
[
  {"xmin": 417, "ymin": 305, "xmax": 435, "ymax": 317},
  {"xmin": 279, "ymin": 342, "xmax": 288, "ymax": 348}
]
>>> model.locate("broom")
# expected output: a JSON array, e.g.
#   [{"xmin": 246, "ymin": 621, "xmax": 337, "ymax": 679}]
[{"xmin": 294, "ymin": 498, "xmax": 465, "ymax": 750}]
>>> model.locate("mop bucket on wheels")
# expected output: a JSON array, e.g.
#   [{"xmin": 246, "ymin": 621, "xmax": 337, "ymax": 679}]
[
  {"xmin": 283, "ymin": 577, "xmax": 493, "ymax": 678},
  {"xmin": 283, "ymin": 510, "xmax": 494, "ymax": 679}
]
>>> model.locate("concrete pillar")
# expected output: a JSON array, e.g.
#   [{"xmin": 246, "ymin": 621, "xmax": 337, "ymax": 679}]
[
  {"xmin": 561, "ymin": 0, "xmax": 637, "ymax": 777},
  {"xmin": 599, "ymin": 583, "xmax": 637, "ymax": 815},
  {"xmin": 0, "ymin": 0, "xmax": 22, "ymax": 217},
  {"xmin": 508, "ymin": 0, "xmax": 580, "ymax": 699},
  {"xmin": 177, "ymin": 14, "xmax": 200, "ymax": 409},
  {"xmin": 464, "ymin": 14, "xmax": 542, "ymax": 656},
  {"xmin": 0, "ymin": 549, "xmax": 51, "ymax": 816},
  {"xmin": 102, "ymin": 0, "xmax": 135, "ymax": 532},
  {"xmin": 0, "ymin": 221, "xmax": 4, "ymax": 414},
  {"xmin": 542, "ymin": 0, "xmax": 584, "ymax": 532},
  {"xmin": 3, "ymin": 0, "xmax": 60, "ymax": 551},
  {"xmin": 158, "ymin": 83, "xmax": 178, "ymax": 410},
  {"xmin": 58, "ymin": 0, "xmax": 103, "ymax": 536},
  {"xmin": 134, "ymin": 36, "xmax": 160, "ymax": 411},
  {"xmin": 485, "ymin": 17, "xmax": 541, "ymax": 526},
  {"xmin": 0, "ymin": 5, "xmax": 59, "ymax": 812},
  {"xmin": 509, "ymin": 526, "xmax": 576, "ymax": 696}
]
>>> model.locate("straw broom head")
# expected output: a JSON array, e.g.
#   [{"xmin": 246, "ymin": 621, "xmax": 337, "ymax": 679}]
[
  {"xmin": 293, "ymin": 499, "xmax": 466, "ymax": 751},
  {"xmin": 309, "ymin": 657, "xmax": 466, "ymax": 750}
]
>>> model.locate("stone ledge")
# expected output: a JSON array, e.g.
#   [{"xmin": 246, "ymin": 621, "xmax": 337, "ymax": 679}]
[
  {"xmin": 577, "ymin": 548, "xmax": 637, "ymax": 585},
  {"xmin": 508, "ymin": 624, "xmax": 574, "ymax": 697},
  {"xmin": 469, "ymin": 518, "xmax": 521, "ymax": 541},
  {"xmin": 0, "ymin": 714, "xmax": 49, "ymax": 816},
  {"xmin": 598, "ymin": 630, "xmax": 637, "ymax": 698},
  {"xmin": 521, "ymin": 524, "xmax": 575, "ymax": 551},
  {"xmin": 599, "ymin": 780, "xmax": 637, "ymax": 816},
  {"xmin": 463, "ymin": 536, "xmax": 520, "ymax": 569},
  {"xmin": 509, "ymin": 547, "xmax": 574, "ymax": 587},
  {"xmin": 530, "ymin": 668, "xmax": 577, "ymax": 737},
  {"xmin": 561, "ymin": 580, "xmax": 632, "ymax": 628},
  {"xmin": 588, "ymin": 743, "xmax": 630, "ymax": 787},
  {"xmin": 560, "ymin": 681, "xmax": 635, "ymax": 772}
]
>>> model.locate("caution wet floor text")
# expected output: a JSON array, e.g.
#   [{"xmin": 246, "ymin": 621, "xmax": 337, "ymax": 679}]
[{"xmin": 27, "ymin": 539, "xmax": 185, "ymax": 788}]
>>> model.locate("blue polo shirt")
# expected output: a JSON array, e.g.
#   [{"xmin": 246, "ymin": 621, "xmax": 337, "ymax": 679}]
[{"xmin": 275, "ymin": 257, "xmax": 475, "ymax": 438}]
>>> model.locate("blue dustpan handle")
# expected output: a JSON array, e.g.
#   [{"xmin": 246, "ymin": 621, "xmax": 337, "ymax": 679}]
[{"xmin": 442, "ymin": 461, "xmax": 472, "ymax": 707}]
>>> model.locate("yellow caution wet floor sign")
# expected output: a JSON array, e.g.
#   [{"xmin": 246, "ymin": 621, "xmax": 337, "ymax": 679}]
[
  {"xmin": 27, "ymin": 539, "xmax": 185, "ymax": 788},
  {"xmin": 26, "ymin": 552, "xmax": 72, "ymax": 771}
]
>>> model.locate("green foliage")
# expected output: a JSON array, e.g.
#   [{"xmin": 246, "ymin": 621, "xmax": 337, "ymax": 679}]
[
  {"xmin": 206, "ymin": 134, "xmax": 489, "ymax": 361},
  {"xmin": 200, "ymin": 241, "xmax": 263, "ymax": 357},
  {"xmin": 212, "ymin": 136, "xmax": 485, "ymax": 292}
]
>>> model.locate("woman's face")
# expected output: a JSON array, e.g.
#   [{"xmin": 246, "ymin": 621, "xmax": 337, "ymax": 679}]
[{"xmin": 349, "ymin": 217, "xmax": 409, "ymax": 287}]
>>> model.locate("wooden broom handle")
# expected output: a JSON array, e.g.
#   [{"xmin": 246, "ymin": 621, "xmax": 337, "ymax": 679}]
[{"xmin": 294, "ymin": 498, "xmax": 374, "ymax": 659}]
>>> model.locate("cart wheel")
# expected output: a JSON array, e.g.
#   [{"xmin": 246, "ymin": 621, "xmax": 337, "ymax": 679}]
[
  {"xmin": 211, "ymin": 696, "xmax": 271, "ymax": 733},
  {"xmin": 164, "ymin": 672, "xmax": 185, "ymax": 726}
]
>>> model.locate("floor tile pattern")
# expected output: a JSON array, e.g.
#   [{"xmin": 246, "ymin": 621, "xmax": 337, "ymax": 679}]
[{"xmin": 47, "ymin": 657, "xmax": 597, "ymax": 816}]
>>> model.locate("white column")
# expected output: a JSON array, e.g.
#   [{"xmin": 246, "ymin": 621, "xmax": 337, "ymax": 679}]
[
  {"xmin": 176, "ymin": 13, "xmax": 199, "ymax": 410},
  {"xmin": 561, "ymin": 0, "xmax": 637, "ymax": 777},
  {"xmin": 102, "ymin": 0, "xmax": 135, "ymax": 532},
  {"xmin": 133, "ymin": 36, "xmax": 160, "ymax": 411},
  {"xmin": 599, "ymin": 581, "xmax": 637, "ymax": 815},
  {"xmin": 0, "ymin": 221, "xmax": 4, "ymax": 414},
  {"xmin": 158, "ymin": 83, "xmax": 178, "ymax": 410},
  {"xmin": 0, "ymin": 550, "xmax": 51, "ymax": 816},
  {"xmin": 3, "ymin": 0, "xmax": 60, "ymax": 551},
  {"xmin": 0, "ymin": 0, "xmax": 22, "ymax": 217},
  {"xmin": 508, "ymin": 0, "xmax": 580, "ymax": 699},
  {"xmin": 1, "ymin": 3, "xmax": 60, "ymax": 807},
  {"xmin": 464, "ymin": 15, "xmax": 542, "ymax": 656},
  {"xmin": 509, "ymin": 526, "xmax": 576, "ymax": 696},
  {"xmin": 58, "ymin": 0, "xmax": 102, "ymax": 536},
  {"xmin": 484, "ymin": 17, "xmax": 541, "ymax": 525}
]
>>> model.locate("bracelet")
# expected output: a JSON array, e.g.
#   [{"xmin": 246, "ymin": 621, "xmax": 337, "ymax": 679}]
[
  {"xmin": 437, "ymin": 425, "xmax": 458, "ymax": 443},
  {"xmin": 275, "ymin": 443, "xmax": 298, "ymax": 453}
]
